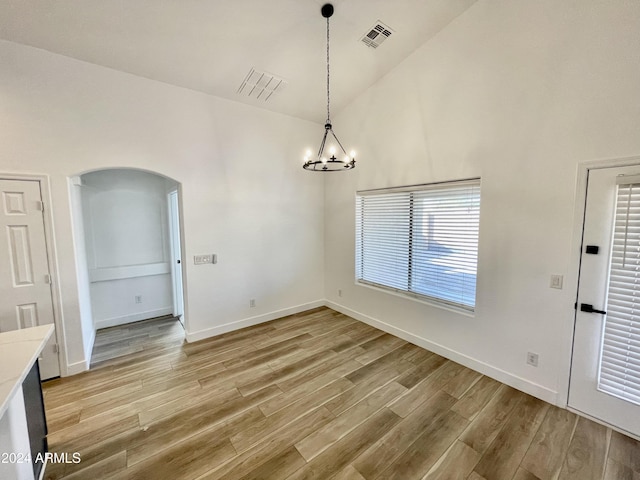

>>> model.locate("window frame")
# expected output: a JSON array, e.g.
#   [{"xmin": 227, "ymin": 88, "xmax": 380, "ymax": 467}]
[{"xmin": 355, "ymin": 178, "xmax": 481, "ymax": 314}]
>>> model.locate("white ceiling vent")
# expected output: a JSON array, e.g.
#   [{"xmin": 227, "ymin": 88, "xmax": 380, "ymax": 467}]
[
  {"xmin": 237, "ymin": 68, "xmax": 286, "ymax": 102},
  {"xmin": 361, "ymin": 21, "xmax": 394, "ymax": 49}
]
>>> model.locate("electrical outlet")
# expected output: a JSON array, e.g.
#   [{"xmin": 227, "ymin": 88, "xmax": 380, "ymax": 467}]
[
  {"xmin": 550, "ymin": 274, "xmax": 563, "ymax": 289},
  {"xmin": 135, "ymin": 295, "xmax": 142, "ymax": 304},
  {"xmin": 527, "ymin": 352, "xmax": 539, "ymax": 367},
  {"xmin": 250, "ymin": 299, "xmax": 256, "ymax": 308},
  {"xmin": 338, "ymin": 289, "xmax": 342, "ymax": 297}
]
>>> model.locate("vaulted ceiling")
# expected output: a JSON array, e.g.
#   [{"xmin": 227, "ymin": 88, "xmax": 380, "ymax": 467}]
[{"xmin": 0, "ymin": 0, "xmax": 477, "ymax": 123}]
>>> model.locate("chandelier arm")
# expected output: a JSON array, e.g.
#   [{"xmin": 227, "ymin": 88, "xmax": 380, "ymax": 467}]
[
  {"xmin": 317, "ymin": 127, "xmax": 330, "ymax": 159},
  {"xmin": 328, "ymin": 128, "xmax": 349, "ymax": 157}
]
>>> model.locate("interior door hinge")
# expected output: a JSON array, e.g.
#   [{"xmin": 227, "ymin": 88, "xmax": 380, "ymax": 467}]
[
  {"xmin": 36, "ymin": 200, "xmax": 44, "ymax": 211},
  {"xmin": 44, "ymin": 274, "xmax": 52, "ymax": 284},
  {"xmin": 53, "ymin": 344, "xmax": 59, "ymax": 354}
]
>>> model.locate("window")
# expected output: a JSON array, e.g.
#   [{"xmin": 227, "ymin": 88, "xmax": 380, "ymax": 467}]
[{"xmin": 355, "ymin": 179, "xmax": 481, "ymax": 312}]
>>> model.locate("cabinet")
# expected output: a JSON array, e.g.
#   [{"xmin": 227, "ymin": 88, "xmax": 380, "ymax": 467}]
[{"xmin": 22, "ymin": 362, "xmax": 47, "ymax": 479}]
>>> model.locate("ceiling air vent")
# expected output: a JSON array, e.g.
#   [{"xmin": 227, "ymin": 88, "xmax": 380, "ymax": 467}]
[
  {"xmin": 361, "ymin": 21, "xmax": 394, "ymax": 49},
  {"xmin": 237, "ymin": 68, "xmax": 286, "ymax": 102}
]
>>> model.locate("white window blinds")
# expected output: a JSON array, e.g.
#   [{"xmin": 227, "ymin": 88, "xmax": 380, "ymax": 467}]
[
  {"xmin": 598, "ymin": 178, "xmax": 640, "ymax": 405},
  {"xmin": 356, "ymin": 179, "xmax": 480, "ymax": 311}
]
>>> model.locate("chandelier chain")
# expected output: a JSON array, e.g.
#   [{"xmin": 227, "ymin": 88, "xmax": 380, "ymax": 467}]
[{"xmin": 326, "ymin": 16, "xmax": 330, "ymax": 123}]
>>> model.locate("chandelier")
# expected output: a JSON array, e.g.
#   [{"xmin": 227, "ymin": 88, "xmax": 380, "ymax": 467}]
[{"xmin": 303, "ymin": 3, "xmax": 356, "ymax": 172}]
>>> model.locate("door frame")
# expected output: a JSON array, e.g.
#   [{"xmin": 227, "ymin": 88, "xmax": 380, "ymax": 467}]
[
  {"xmin": 0, "ymin": 172, "xmax": 65, "ymax": 377},
  {"xmin": 167, "ymin": 188, "xmax": 185, "ymax": 322},
  {"xmin": 562, "ymin": 155, "xmax": 640, "ymax": 410}
]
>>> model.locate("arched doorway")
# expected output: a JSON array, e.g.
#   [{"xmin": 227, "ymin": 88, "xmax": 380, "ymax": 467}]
[{"xmin": 70, "ymin": 168, "xmax": 186, "ymax": 366}]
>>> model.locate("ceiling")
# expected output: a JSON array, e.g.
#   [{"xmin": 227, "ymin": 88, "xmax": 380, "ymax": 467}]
[{"xmin": 0, "ymin": 0, "xmax": 477, "ymax": 123}]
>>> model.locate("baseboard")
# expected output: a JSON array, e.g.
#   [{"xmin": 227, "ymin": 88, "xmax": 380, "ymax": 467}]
[
  {"xmin": 325, "ymin": 300, "xmax": 559, "ymax": 406},
  {"xmin": 94, "ymin": 307, "xmax": 173, "ymax": 330},
  {"xmin": 65, "ymin": 359, "xmax": 89, "ymax": 376},
  {"xmin": 61, "ymin": 329, "xmax": 95, "ymax": 377},
  {"xmin": 185, "ymin": 300, "xmax": 325, "ymax": 343}
]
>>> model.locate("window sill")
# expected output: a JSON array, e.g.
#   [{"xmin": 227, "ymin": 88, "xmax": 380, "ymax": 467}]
[{"xmin": 354, "ymin": 279, "xmax": 476, "ymax": 318}]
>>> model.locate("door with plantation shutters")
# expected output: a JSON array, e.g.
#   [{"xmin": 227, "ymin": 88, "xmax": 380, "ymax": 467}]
[{"xmin": 569, "ymin": 165, "xmax": 640, "ymax": 438}]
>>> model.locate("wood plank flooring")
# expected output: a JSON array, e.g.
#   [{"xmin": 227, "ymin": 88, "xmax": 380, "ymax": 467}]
[
  {"xmin": 90, "ymin": 316, "xmax": 185, "ymax": 366},
  {"xmin": 41, "ymin": 307, "xmax": 640, "ymax": 480}
]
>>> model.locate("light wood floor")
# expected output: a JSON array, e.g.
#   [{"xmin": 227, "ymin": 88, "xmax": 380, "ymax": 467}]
[
  {"xmin": 90, "ymin": 316, "xmax": 185, "ymax": 366},
  {"xmin": 42, "ymin": 307, "xmax": 640, "ymax": 480}
]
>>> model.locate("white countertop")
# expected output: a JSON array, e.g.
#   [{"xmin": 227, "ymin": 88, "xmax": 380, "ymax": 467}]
[{"xmin": 0, "ymin": 325, "xmax": 54, "ymax": 419}]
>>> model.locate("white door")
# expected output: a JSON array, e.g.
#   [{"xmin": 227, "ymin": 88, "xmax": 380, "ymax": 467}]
[
  {"xmin": 0, "ymin": 179, "xmax": 60, "ymax": 379},
  {"xmin": 168, "ymin": 190, "xmax": 184, "ymax": 322},
  {"xmin": 569, "ymin": 165, "xmax": 640, "ymax": 438}
]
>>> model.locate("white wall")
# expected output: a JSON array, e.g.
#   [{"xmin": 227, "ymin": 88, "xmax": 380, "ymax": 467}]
[
  {"xmin": 325, "ymin": 0, "xmax": 640, "ymax": 404},
  {"xmin": 81, "ymin": 169, "xmax": 175, "ymax": 329},
  {"xmin": 0, "ymin": 39, "xmax": 325, "ymax": 373}
]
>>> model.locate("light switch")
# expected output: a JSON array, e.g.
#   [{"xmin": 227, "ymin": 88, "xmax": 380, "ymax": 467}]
[{"xmin": 194, "ymin": 254, "xmax": 216, "ymax": 265}]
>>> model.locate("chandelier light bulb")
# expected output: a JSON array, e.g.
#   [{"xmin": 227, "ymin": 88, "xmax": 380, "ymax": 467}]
[
  {"xmin": 350, "ymin": 150, "xmax": 356, "ymax": 158},
  {"xmin": 322, "ymin": 157, "xmax": 328, "ymax": 164},
  {"xmin": 329, "ymin": 146, "xmax": 336, "ymax": 156}
]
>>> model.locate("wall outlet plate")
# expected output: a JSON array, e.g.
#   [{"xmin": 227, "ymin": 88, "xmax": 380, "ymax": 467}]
[
  {"xmin": 550, "ymin": 274, "xmax": 563, "ymax": 289},
  {"xmin": 527, "ymin": 352, "xmax": 539, "ymax": 367}
]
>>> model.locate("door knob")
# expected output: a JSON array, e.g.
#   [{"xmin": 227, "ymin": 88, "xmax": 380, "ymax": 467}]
[{"xmin": 580, "ymin": 303, "xmax": 607, "ymax": 315}]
